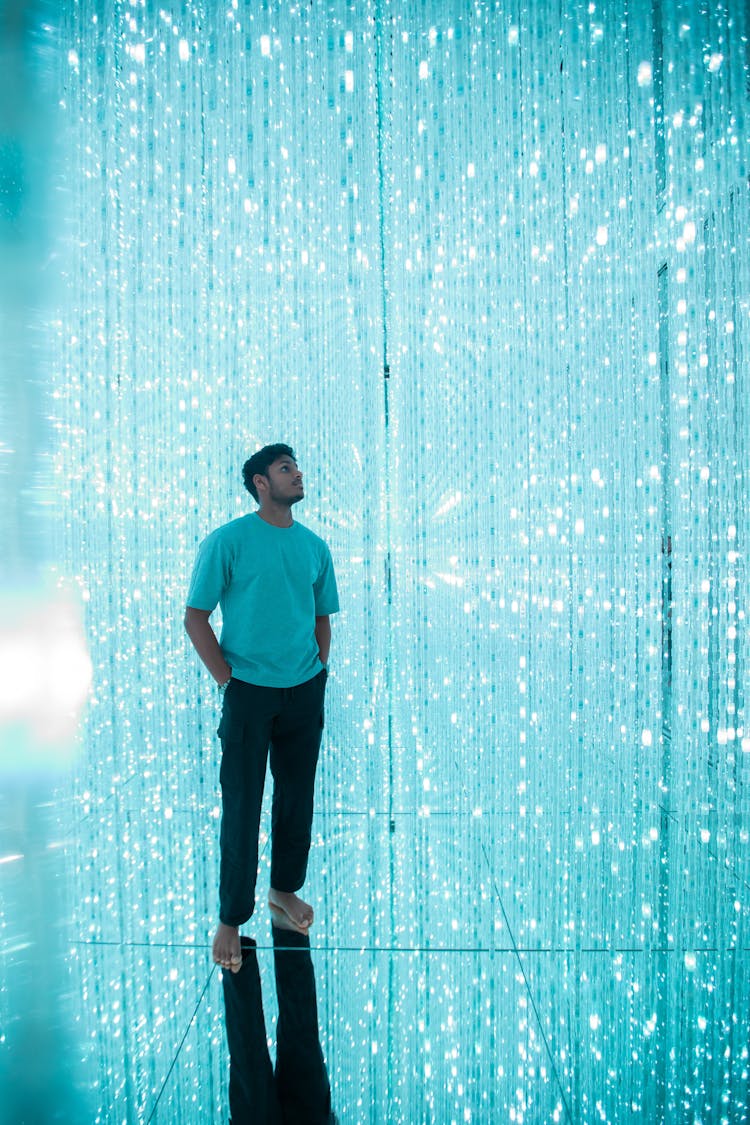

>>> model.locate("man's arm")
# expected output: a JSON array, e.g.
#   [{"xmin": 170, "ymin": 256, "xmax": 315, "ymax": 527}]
[
  {"xmin": 315, "ymin": 615, "xmax": 331, "ymax": 666},
  {"xmin": 184, "ymin": 607, "xmax": 232, "ymax": 685}
]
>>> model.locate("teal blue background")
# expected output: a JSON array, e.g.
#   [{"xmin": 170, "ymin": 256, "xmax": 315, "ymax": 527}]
[{"xmin": 1, "ymin": 1, "xmax": 747, "ymax": 1121}]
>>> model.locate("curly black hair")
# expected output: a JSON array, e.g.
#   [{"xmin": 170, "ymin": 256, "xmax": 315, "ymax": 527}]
[{"xmin": 242, "ymin": 444, "xmax": 296, "ymax": 501}]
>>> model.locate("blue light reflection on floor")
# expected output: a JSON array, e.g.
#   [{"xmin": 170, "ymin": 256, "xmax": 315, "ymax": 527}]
[{"xmin": 40, "ymin": 0, "xmax": 750, "ymax": 1121}]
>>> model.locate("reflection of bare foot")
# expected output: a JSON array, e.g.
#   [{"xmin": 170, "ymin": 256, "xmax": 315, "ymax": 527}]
[
  {"xmin": 268, "ymin": 888, "xmax": 313, "ymax": 933},
  {"xmin": 212, "ymin": 922, "xmax": 242, "ymax": 972}
]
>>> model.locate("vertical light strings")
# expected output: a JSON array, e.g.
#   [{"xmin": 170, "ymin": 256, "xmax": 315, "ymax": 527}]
[{"xmin": 50, "ymin": 0, "xmax": 748, "ymax": 1119}]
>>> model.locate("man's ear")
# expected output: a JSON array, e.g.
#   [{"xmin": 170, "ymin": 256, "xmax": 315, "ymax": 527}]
[{"xmin": 253, "ymin": 472, "xmax": 268, "ymax": 496}]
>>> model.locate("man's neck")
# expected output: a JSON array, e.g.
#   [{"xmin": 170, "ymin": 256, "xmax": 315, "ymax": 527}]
[{"xmin": 256, "ymin": 504, "xmax": 294, "ymax": 528}]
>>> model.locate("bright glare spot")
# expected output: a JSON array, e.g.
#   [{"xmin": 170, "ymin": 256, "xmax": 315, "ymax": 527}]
[{"xmin": 0, "ymin": 587, "xmax": 92, "ymax": 772}]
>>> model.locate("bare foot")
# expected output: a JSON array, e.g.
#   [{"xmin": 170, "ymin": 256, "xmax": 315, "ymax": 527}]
[
  {"xmin": 212, "ymin": 922, "xmax": 242, "ymax": 972},
  {"xmin": 268, "ymin": 888, "xmax": 314, "ymax": 933}
]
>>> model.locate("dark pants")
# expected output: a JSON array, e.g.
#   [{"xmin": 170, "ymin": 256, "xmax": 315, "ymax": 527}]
[{"xmin": 217, "ymin": 669, "xmax": 327, "ymax": 927}]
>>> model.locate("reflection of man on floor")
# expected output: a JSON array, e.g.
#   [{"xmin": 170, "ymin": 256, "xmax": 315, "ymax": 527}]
[
  {"xmin": 185, "ymin": 444, "xmax": 339, "ymax": 970},
  {"xmin": 223, "ymin": 931, "xmax": 336, "ymax": 1124}
]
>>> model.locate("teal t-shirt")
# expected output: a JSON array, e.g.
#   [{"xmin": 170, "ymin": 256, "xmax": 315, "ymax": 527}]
[{"xmin": 186, "ymin": 513, "xmax": 339, "ymax": 688}]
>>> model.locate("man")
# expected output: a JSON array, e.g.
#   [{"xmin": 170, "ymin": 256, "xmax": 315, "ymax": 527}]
[{"xmin": 185, "ymin": 444, "xmax": 339, "ymax": 972}]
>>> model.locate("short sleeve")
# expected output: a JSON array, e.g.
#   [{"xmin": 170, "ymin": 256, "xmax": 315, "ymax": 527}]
[
  {"xmin": 313, "ymin": 546, "xmax": 339, "ymax": 616},
  {"xmin": 186, "ymin": 531, "xmax": 230, "ymax": 612}
]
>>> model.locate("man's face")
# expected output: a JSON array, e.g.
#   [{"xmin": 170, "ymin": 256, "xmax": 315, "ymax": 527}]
[{"xmin": 255, "ymin": 456, "xmax": 304, "ymax": 506}]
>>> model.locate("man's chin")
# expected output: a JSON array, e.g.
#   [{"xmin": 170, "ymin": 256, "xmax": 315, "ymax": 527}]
[{"xmin": 290, "ymin": 493, "xmax": 304, "ymax": 505}]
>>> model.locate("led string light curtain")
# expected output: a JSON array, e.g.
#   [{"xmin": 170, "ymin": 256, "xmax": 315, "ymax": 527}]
[
  {"xmin": 48, "ymin": 0, "xmax": 749, "ymax": 1120},
  {"xmin": 55, "ymin": 3, "xmax": 391, "ymax": 1115},
  {"xmin": 374, "ymin": 5, "xmax": 675, "ymax": 1117}
]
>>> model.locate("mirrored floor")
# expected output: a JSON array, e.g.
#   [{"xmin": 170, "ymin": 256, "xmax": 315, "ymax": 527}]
[{"xmin": 4, "ymin": 791, "xmax": 744, "ymax": 1125}]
